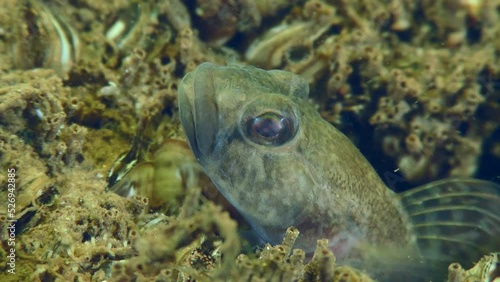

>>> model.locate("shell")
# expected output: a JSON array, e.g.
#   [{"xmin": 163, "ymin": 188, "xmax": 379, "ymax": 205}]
[
  {"xmin": 9, "ymin": 1, "xmax": 80, "ymax": 78},
  {"xmin": 245, "ymin": 0, "xmax": 340, "ymax": 82},
  {"xmin": 107, "ymin": 139, "xmax": 205, "ymax": 210},
  {"xmin": 103, "ymin": 0, "xmax": 189, "ymax": 66}
]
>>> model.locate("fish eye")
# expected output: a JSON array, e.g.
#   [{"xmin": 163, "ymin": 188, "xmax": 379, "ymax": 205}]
[{"xmin": 245, "ymin": 112, "xmax": 296, "ymax": 146}]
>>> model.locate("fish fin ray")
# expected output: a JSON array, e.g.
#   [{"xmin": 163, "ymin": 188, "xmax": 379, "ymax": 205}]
[
  {"xmin": 413, "ymin": 221, "xmax": 493, "ymax": 236},
  {"xmin": 399, "ymin": 178, "xmax": 500, "ymax": 265}
]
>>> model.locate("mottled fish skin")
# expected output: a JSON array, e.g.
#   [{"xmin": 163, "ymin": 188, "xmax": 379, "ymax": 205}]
[{"xmin": 178, "ymin": 62, "xmax": 417, "ymax": 258}]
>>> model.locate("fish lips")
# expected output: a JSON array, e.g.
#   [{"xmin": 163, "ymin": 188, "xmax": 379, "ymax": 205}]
[{"xmin": 178, "ymin": 62, "xmax": 219, "ymax": 162}]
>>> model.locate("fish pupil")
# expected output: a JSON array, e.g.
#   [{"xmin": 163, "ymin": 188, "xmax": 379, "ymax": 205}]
[
  {"xmin": 253, "ymin": 116, "xmax": 283, "ymax": 138},
  {"xmin": 246, "ymin": 113, "xmax": 295, "ymax": 145}
]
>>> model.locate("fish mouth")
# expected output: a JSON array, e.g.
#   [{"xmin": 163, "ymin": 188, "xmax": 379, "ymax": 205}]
[{"xmin": 178, "ymin": 62, "xmax": 219, "ymax": 162}]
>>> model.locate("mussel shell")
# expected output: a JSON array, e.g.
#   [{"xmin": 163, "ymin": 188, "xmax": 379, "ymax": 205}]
[
  {"xmin": 103, "ymin": 2, "xmax": 174, "ymax": 66},
  {"xmin": 10, "ymin": 1, "xmax": 80, "ymax": 77}
]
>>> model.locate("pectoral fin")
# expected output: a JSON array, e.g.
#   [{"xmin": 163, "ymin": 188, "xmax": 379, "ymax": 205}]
[{"xmin": 399, "ymin": 178, "xmax": 500, "ymax": 266}]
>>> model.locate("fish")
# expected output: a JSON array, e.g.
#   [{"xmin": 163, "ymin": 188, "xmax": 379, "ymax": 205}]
[{"xmin": 178, "ymin": 62, "xmax": 500, "ymax": 280}]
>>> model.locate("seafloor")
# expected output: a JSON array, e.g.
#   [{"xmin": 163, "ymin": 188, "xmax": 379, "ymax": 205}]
[{"xmin": 0, "ymin": 0, "xmax": 498, "ymax": 281}]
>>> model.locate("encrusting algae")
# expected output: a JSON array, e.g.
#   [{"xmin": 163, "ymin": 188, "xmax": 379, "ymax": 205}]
[{"xmin": 0, "ymin": 0, "xmax": 499, "ymax": 281}]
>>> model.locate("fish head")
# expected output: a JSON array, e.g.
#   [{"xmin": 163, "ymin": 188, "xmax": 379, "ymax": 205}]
[{"xmin": 178, "ymin": 62, "xmax": 324, "ymax": 245}]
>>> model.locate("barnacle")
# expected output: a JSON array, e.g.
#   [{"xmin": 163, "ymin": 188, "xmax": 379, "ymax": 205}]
[
  {"xmin": 103, "ymin": 1, "xmax": 180, "ymax": 66},
  {"xmin": 448, "ymin": 253, "xmax": 500, "ymax": 282},
  {"xmin": 107, "ymin": 139, "xmax": 206, "ymax": 211},
  {"xmin": 236, "ymin": 228, "xmax": 374, "ymax": 282},
  {"xmin": 245, "ymin": 0, "xmax": 340, "ymax": 82}
]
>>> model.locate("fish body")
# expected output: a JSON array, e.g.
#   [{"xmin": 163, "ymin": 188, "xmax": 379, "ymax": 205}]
[{"xmin": 178, "ymin": 63, "xmax": 500, "ymax": 278}]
